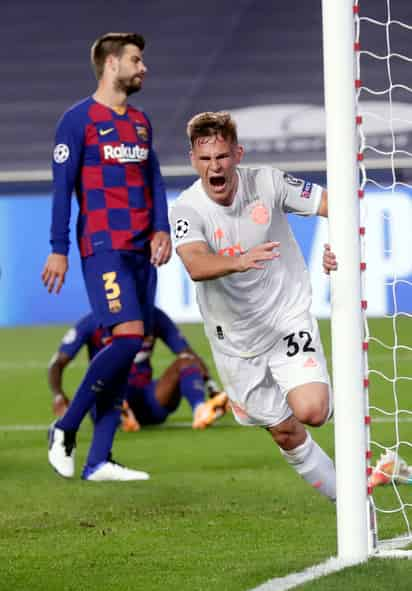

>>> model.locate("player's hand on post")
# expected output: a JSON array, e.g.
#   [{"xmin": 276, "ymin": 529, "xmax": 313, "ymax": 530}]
[
  {"xmin": 150, "ymin": 231, "xmax": 172, "ymax": 267},
  {"xmin": 41, "ymin": 253, "xmax": 68, "ymax": 293},
  {"xmin": 238, "ymin": 241, "xmax": 280, "ymax": 272},
  {"xmin": 323, "ymin": 243, "xmax": 338, "ymax": 274},
  {"xmin": 52, "ymin": 393, "xmax": 70, "ymax": 417}
]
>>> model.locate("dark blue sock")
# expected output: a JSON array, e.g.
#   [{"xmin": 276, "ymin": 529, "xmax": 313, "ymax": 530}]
[
  {"xmin": 179, "ymin": 366, "xmax": 205, "ymax": 411},
  {"xmin": 58, "ymin": 335, "xmax": 143, "ymax": 432},
  {"xmin": 86, "ymin": 398, "xmax": 122, "ymax": 467}
]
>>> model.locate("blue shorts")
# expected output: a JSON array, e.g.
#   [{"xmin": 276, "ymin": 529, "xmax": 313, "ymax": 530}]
[
  {"xmin": 82, "ymin": 250, "xmax": 157, "ymax": 330},
  {"xmin": 126, "ymin": 382, "xmax": 178, "ymax": 425}
]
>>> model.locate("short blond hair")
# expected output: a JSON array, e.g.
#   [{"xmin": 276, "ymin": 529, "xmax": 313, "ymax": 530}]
[{"xmin": 187, "ymin": 111, "xmax": 238, "ymax": 147}]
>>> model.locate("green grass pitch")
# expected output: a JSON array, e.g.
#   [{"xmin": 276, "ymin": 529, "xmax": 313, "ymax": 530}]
[{"xmin": 0, "ymin": 319, "xmax": 411, "ymax": 591}]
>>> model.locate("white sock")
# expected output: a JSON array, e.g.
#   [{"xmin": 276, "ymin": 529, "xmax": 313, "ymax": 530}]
[{"xmin": 279, "ymin": 432, "xmax": 336, "ymax": 501}]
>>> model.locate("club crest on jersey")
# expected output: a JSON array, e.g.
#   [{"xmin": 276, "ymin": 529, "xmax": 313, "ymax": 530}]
[
  {"xmin": 135, "ymin": 125, "xmax": 149, "ymax": 141},
  {"xmin": 108, "ymin": 299, "xmax": 122, "ymax": 313},
  {"xmin": 283, "ymin": 172, "xmax": 303, "ymax": 187},
  {"xmin": 175, "ymin": 218, "xmax": 190, "ymax": 239},
  {"xmin": 250, "ymin": 202, "xmax": 269, "ymax": 224}
]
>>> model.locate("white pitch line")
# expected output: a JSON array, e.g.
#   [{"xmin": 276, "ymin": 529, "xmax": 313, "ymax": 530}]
[
  {"xmin": 0, "ymin": 416, "xmax": 411, "ymax": 432},
  {"xmin": 0, "ymin": 361, "xmax": 88, "ymax": 370},
  {"xmin": 1, "ymin": 351, "xmax": 411, "ymax": 371},
  {"xmin": 0, "ymin": 421, "xmax": 222, "ymax": 432},
  {"xmin": 249, "ymin": 556, "xmax": 362, "ymax": 591},
  {"xmin": 0, "ymin": 413, "xmax": 411, "ymax": 432}
]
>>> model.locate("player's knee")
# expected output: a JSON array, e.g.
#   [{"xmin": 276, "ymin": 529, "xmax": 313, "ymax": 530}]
[
  {"xmin": 176, "ymin": 355, "xmax": 202, "ymax": 374},
  {"xmin": 295, "ymin": 404, "xmax": 328, "ymax": 427}
]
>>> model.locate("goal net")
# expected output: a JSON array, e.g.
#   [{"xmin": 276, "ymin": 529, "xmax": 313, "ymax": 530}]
[{"xmin": 355, "ymin": 0, "xmax": 412, "ymax": 554}]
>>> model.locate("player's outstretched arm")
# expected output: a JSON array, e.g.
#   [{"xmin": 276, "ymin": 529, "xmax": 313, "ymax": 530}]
[
  {"xmin": 323, "ymin": 243, "xmax": 338, "ymax": 274},
  {"xmin": 41, "ymin": 253, "xmax": 68, "ymax": 294},
  {"xmin": 177, "ymin": 240, "xmax": 280, "ymax": 281}
]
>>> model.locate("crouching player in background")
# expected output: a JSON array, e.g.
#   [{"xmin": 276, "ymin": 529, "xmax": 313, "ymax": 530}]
[{"xmin": 48, "ymin": 306, "xmax": 229, "ymax": 432}]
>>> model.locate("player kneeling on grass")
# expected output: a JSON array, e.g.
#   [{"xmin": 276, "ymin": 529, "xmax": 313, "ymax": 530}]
[
  {"xmin": 170, "ymin": 111, "xmax": 337, "ymax": 502},
  {"xmin": 48, "ymin": 307, "xmax": 229, "ymax": 439}
]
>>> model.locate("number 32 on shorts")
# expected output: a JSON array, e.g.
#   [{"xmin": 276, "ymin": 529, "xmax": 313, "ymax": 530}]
[
  {"xmin": 283, "ymin": 331, "xmax": 316, "ymax": 357},
  {"xmin": 102, "ymin": 272, "xmax": 121, "ymax": 300}
]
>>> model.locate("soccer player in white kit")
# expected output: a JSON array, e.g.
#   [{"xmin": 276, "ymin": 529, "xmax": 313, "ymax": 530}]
[{"xmin": 170, "ymin": 111, "xmax": 336, "ymax": 501}]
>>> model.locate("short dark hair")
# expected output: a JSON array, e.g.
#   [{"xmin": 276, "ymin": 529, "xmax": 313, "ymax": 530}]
[
  {"xmin": 90, "ymin": 32, "xmax": 145, "ymax": 79},
  {"xmin": 187, "ymin": 111, "xmax": 238, "ymax": 147}
]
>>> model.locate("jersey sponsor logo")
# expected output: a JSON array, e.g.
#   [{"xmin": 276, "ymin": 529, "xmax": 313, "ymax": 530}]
[
  {"xmin": 283, "ymin": 172, "xmax": 303, "ymax": 187},
  {"xmin": 251, "ymin": 202, "xmax": 269, "ymax": 224},
  {"xmin": 53, "ymin": 143, "xmax": 70, "ymax": 164},
  {"xmin": 99, "ymin": 127, "xmax": 114, "ymax": 136},
  {"xmin": 174, "ymin": 218, "xmax": 190, "ymax": 239},
  {"xmin": 103, "ymin": 144, "xmax": 149, "ymax": 163},
  {"xmin": 300, "ymin": 181, "xmax": 313, "ymax": 199}
]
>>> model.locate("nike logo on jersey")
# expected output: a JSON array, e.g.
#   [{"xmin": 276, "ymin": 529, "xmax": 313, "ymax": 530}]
[{"xmin": 99, "ymin": 127, "xmax": 114, "ymax": 136}]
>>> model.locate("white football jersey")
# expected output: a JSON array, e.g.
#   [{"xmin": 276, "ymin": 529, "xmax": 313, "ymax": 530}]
[{"xmin": 170, "ymin": 166, "xmax": 323, "ymax": 357}]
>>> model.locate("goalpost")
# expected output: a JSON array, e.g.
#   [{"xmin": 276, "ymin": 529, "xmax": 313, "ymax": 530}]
[{"xmin": 322, "ymin": 0, "xmax": 412, "ymax": 563}]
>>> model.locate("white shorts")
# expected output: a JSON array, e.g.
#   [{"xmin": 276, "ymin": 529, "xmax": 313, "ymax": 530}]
[{"xmin": 212, "ymin": 313, "xmax": 332, "ymax": 427}]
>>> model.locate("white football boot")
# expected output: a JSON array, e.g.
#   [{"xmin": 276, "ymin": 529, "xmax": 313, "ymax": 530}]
[
  {"xmin": 48, "ymin": 424, "xmax": 76, "ymax": 478},
  {"xmin": 82, "ymin": 460, "xmax": 150, "ymax": 481}
]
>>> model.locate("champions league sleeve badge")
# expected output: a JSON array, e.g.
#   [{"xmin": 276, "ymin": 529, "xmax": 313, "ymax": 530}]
[{"xmin": 175, "ymin": 218, "xmax": 190, "ymax": 239}]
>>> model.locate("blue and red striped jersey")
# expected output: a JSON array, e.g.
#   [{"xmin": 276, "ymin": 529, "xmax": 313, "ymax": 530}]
[
  {"xmin": 50, "ymin": 97, "xmax": 170, "ymax": 257},
  {"xmin": 59, "ymin": 308, "xmax": 190, "ymax": 390}
]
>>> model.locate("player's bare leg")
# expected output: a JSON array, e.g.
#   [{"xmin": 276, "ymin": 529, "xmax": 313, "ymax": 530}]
[
  {"xmin": 154, "ymin": 358, "xmax": 188, "ymax": 410},
  {"xmin": 287, "ymin": 382, "xmax": 331, "ymax": 427}
]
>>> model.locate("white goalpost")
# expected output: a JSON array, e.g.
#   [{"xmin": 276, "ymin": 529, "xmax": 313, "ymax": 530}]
[
  {"xmin": 321, "ymin": 0, "xmax": 369, "ymax": 564},
  {"xmin": 322, "ymin": 0, "xmax": 412, "ymax": 563}
]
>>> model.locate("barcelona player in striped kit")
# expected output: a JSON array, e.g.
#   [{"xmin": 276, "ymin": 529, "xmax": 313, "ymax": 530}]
[
  {"xmin": 42, "ymin": 33, "xmax": 171, "ymax": 481},
  {"xmin": 48, "ymin": 308, "xmax": 229, "ymax": 431}
]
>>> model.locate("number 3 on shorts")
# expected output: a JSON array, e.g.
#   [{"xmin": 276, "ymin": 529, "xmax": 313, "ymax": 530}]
[{"xmin": 102, "ymin": 272, "xmax": 121, "ymax": 300}]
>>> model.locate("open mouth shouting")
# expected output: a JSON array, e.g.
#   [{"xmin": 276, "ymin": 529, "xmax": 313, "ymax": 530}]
[{"xmin": 209, "ymin": 175, "xmax": 226, "ymax": 190}]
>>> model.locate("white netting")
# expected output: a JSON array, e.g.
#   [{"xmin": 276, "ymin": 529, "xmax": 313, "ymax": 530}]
[{"xmin": 355, "ymin": 0, "xmax": 412, "ymax": 552}]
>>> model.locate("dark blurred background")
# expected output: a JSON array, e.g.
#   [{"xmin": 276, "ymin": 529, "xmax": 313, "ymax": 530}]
[{"xmin": 1, "ymin": 0, "xmax": 411, "ymax": 176}]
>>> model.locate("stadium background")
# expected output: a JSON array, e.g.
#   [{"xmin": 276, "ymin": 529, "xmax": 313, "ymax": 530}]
[{"xmin": 1, "ymin": 0, "xmax": 412, "ymax": 326}]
